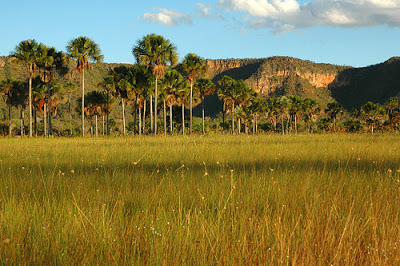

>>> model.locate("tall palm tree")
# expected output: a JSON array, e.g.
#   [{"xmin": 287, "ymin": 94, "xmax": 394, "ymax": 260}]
[
  {"xmin": 218, "ymin": 76, "xmax": 237, "ymax": 134},
  {"xmin": 182, "ymin": 53, "xmax": 207, "ymax": 135},
  {"xmin": 37, "ymin": 46, "xmax": 69, "ymax": 136},
  {"xmin": 133, "ymin": 34, "xmax": 178, "ymax": 135},
  {"xmin": 98, "ymin": 75, "xmax": 116, "ymax": 136},
  {"xmin": 10, "ymin": 81, "xmax": 29, "ymax": 137},
  {"xmin": 194, "ymin": 78, "xmax": 216, "ymax": 134},
  {"xmin": 384, "ymin": 97, "xmax": 399, "ymax": 120},
  {"xmin": 161, "ymin": 69, "xmax": 186, "ymax": 134},
  {"xmin": 65, "ymin": 82, "xmax": 78, "ymax": 136},
  {"xmin": 302, "ymin": 98, "xmax": 320, "ymax": 133},
  {"xmin": 66, "ymin": 36, "xmax": 103, "ymax": 137},
  {"xmin": 10, "ymin": 39, "xmax": 43, "ymax": 137},
  {"xmin": 325, "ymin": 101, "xmax": 345, "ymax": 132},
  {"xmin": 267, "ymin": 97, "xmax": 281, "ymax": 133},
  {"xmin": 361, "ymin": 101, "xmax": 386, "ymax": 134},
  {"xmin": 0, "ymin": 78, "xmax": 19, "ymax": 136},
  {"xmin": 287, "ymin": 95, "xmax": 303, "ymax": 134},
  {"xmin": 175, "ymin": 83, "xmax": 190, "ymax": 135}
]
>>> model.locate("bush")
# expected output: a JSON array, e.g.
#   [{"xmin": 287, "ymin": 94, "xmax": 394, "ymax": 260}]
[{"xmin": 342, "ymin": 119, "xmax": 363, "ymax": 133}]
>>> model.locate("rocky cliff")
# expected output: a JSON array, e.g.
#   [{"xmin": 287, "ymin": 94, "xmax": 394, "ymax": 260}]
[{"xmin": 207, "ymin": 56, "xmax": 400, "ymax": 108}]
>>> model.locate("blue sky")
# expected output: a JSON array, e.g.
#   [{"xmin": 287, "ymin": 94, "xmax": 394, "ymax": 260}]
[{"xmin": 1, "ymin": 0, "xmax": 399, "ymax": 67}]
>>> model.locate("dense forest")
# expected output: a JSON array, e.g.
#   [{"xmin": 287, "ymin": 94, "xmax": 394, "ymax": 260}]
[{"xmin": 0, "ymin": 36, "xmax": 399, "ymax": 137}]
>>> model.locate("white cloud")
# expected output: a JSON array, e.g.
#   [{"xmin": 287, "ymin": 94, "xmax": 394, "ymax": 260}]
[
  {"xmin": 196, "ymin": 3, "xmax": 213, "ymax": 17},
  {"xmin": 141, "ymin": 8, "xmax": 193, "ymax": 26},
  {"xmin": 218, "ymin": 0, "xmax": 400, "ymax": 33}
]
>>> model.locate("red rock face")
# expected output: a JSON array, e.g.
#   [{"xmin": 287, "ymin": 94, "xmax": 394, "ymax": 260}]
[{"xmin": 207, "ymin": 58, "xmax": 350, "ymax": 95}]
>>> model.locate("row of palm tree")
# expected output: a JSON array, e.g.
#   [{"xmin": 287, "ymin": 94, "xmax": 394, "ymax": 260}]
[
  {"xmin": 1, "ymin": 35, "xmax": 397, "ymax": 137},
  {"xmin": 5, "ymin": 35, "xmax": 212, "ymax": 137}
]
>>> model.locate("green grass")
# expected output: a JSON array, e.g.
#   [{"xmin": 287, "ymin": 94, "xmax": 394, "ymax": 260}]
[{"xmin": 0, "ymin": 134, "xmax": 400, "ymax": 264}]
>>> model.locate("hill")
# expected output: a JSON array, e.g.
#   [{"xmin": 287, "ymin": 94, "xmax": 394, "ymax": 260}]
[{"xmin": 1, "ymin": 55, "xmax": 400, "ymax": 116}]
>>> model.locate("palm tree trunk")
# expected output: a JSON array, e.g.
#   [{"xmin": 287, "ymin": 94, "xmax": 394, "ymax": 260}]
[
  {"xmin": 139, "ymin": 106, "xmax": 142, "ymax": 136},
  {"xmin": 34, "ymin": 101, "xmax": 37, "ymax": 137},
  {"xmin": 48, "ymin": 82, "xmax": 52, "ymax": 136},
  {"xmin": 281, "ymin": 116, "xmax": 284, "ymax": 135},
  {"xmin": 163, "ymin": 99, "xmax": 167, "ymax": 136},
  {"xmin": 102, "ymin": 116, "xmax": 105, "ymax": 136},
  {"xmin": 143, "ymin": 99, "xmax": 146, "ymax": 134},
  {"xmin": 20, "ymin": 108, "xmax": 24, "ymax": 137},
  {"xmin": 134, "ymin": 95, "xmax": 138, "ymax": 135},
  {"xmin": 190, "ymin": 80, "xmax": 193, "ymax": 135},
  {"xmin": 202, "ymin": 97, "xmax": 205, "ymax": 134},
  {"xmin": 81, "ymin": 68, "xmax": 85, "ymax": 137},
  {"xmin": 90, "ymin": 116, "xmax": 93, "ymax": 137},
  {"xmin": 28, "ymin": 75, "xmax": 32, "ymax": 137},
  {"xmin": 256, "ymin": 115, "xmax": 258, "ymax": 134},
  {"xmin": 333, "ymin": 117, "xmax": 336, "ymax": 132},
  {"xmin": 253, "ymin": 116, "xmax": 255, "ymax": 135},
  {"xmin": 182, "ymin": 103, "xmax": 185, "ymax": 136},
  {"xmin": 8, "ymin": 106, "xmax": 12, "ymax": 137},
  {"xmin": 150, "ymin": 95, "xmax": 153, "ymax": 134},
  {"xmin": 69, "ymin": 94, "xmax": 73, "ymax": 136},
  {"xmin": 95, "ymin": 115, "xmax": 98, "ymax": 137},
  {"xmin": 222, "ymin": 102, "xmax": 226, "ymax": 134},
  {"xmin": 122, "ymin": 98, "xmax": 126, "ymax": 137},
  {"xmin": 232, "ymin": 103, "xmax": 235, "ymax": 135},
  {"xmin": 286, "ymin": 117, "xmax": 289, "ymax": 134},
  {"xmin": 44, "ymin": 104, "xmax": 47, "ymax": 137},
  {"xmin": 106, "ymin": 91, "xmax": 109, "ymax": 136},
  {"xmin": 238, "ymin": 118, "xmax": 241, "ymax": 135},
  {"xmin": 155, "ymin": 78, "xmax": 158, "ymax": 135},
  {"xmin": 170, "ymin": 104, "xmax": 173, "ymax": 134},
  {"xmin": 371, "ymin": 123, "xmax": 374, "ymax": 134},
  {"xmin": 295, "ymin": 115, "xmax": 297, "ymax": 134}
]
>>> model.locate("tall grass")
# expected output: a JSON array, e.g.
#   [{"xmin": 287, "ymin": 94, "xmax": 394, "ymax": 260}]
[{"xmin": 0, "ymin": 134, "xmax": 399, "ymax": 264}]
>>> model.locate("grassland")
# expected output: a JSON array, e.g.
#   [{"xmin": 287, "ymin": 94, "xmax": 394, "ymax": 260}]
[{"xmin": 0, "ymin": 134, "xmax": 399, "ymax": 264}]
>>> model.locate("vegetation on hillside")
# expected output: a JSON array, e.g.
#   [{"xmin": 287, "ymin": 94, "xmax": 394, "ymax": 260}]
[{"xmin": 1, "ymin": 36, "xmax": 400, "ymax": 137}]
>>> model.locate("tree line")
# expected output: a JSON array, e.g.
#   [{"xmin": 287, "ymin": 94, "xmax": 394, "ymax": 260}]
[{"xmin": 0, "ymin": 35, "xmax": 398, "ymax": 137}]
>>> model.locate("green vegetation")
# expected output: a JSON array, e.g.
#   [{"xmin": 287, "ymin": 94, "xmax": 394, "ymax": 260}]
[{"xmin": 1, "ymin": 135, "xmax": 400, "ymax": 264}]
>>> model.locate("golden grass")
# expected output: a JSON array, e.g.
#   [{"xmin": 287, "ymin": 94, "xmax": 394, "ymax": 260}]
[{"xmin": 0, "ymin": 134, "xmax": 399, "ymax": 264}]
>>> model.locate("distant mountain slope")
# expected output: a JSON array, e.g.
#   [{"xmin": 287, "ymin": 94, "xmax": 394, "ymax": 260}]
[
  {"xmin": 1, "ymin": 55, "xmax": 399, "ymax": 114},
  {"xmin": 207, "ymin": 56, "xmax": 400, "ymax": 110},
  {"xmin": 329, "ymin": 57, "xmax": 400, "ymax": 108}
]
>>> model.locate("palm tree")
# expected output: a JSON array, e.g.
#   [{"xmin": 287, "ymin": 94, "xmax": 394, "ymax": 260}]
[
  {"xmin": 10, "ymin": 39, "xmax": 43, "ymax": 137},
  {"xmin": 325, "ymin": 101, "xmax": 345, "ymax": 132},
  {"xmin": 10, "ymin": 81, "xmax": 29, "ymax": 136},
  {"xmin": 385, "ymin": 97, "xmax": 399, "ymax": 120},
  {"xmin": 37, "ymin": 46, "xmax": 69, "ymax": 136},
  {"xmin": 302, "ymin": 98, "xmax": 320, "ymax": 133},
  {"xmin": 194, "ymin": 78, "xmax": 216, "ymax": 134},
  {"xmin": 133, "ymin": 34, "xmax": 178, "ymax": 135},
  {"xmin": 161, "ymin": 69, "xmax": 186, "ymax": 134},
  {"xmin": 32, "ymin": 77, "xmax": 47, "ymax": 136},
  {"xmin": 287, "ymin": 95, "xmax": 303, "ymax": 134},
  {"xmin": 65, "ymin": 82, "xmax": 78, "ymax": 136},
  {"xmin": 175, "ymin": 84, "xmax": 190, "ymax": 135},
  {"xmin": 249, "ymin": 96, "xmax": 265, "ymax": 134},
  {"xmin": 182, "ymin": 53, "xmax": 207, "ymax": 135},
  {"xmin": 0, "ymin": 78, "xmax": 18, "ymax": 136},
  {"xmin": 66, "ymin": 36, "xmax": 103, "ymax": 137},
  {"xmin": 84, "ymin": 91, "xmax": 108, "ymax": 137},
  {"xmin": 267, "ymin": 97, "xmax": 281, "ymax": 133},
  {"xmin": 361, "ymin": 101, "xmax": 386, "ymax": 134},
  {"xmin": 232, "ymin": 80, "xmax": 254, "ymax": 135},
  {"xmin": 218, "ymin": 76, "xmax": 237, "ymax": 135}
]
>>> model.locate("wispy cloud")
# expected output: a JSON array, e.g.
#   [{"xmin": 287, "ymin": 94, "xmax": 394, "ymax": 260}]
[
  {"xmin": 218, "ymin": 0, "xmax": 400, "ymax": 33},
  {"xmin": 141, "ymin": 8, "xmax": 193, "ymax": 26},
  {"xmin": 196, "ymin": 3, "xmax": 213, "ymax": 18}
]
